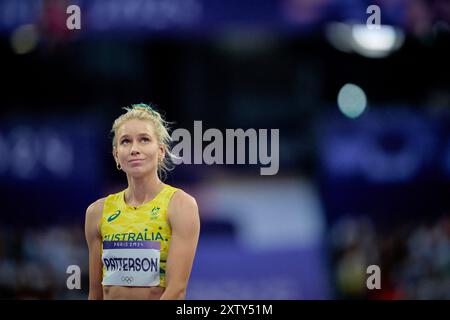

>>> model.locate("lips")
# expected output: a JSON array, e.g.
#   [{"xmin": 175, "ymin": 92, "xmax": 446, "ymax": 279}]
[{"xmin": 128, "ymin": 159, "xmax": 145, "ymax": 164}]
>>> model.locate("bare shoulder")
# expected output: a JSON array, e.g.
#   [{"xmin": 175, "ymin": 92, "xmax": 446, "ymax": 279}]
[
  {"xmin": 167, "ymin": 189, "xmax": 199, "ymax": 224},
  {"xmin": 86, "ymin": 197, "xmax": 106, "ymax": 218},
  {"xmin": 171, "ymin": 189, "xmax": 198, "ymax": 209},
  {"xmin": 85, "ymin": 197, "xmax": 106, "ymax": 241},
  {"xmin": 85, "ymin": 197, "xmax": 106, "ymax": 230}
]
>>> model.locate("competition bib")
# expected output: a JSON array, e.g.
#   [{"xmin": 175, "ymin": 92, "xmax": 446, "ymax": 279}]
[{"xmin": 102, "ymin": 241, "xmax": 161, "ymax": 287}]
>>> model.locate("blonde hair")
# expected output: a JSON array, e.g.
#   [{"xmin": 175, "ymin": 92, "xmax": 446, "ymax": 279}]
[{"xmin": 111, "ymin": 103, "xmax": 176, "ymax": 180}]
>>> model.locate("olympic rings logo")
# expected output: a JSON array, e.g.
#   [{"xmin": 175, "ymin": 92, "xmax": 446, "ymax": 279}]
[{"xmin": 121, "ymin": 276, "xmax": 134, "ymax": 284}]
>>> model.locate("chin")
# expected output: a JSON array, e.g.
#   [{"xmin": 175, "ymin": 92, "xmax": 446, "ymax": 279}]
[{"xmin": 125, "ymin": 166, "xmax": 154, "ymax": 178}]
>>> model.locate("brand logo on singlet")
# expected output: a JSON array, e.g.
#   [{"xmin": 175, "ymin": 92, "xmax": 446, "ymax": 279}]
[
  {"xmin": 150, "ymin": 207, "xmax": 160, "ymax": 220},
  {"xmin": 107, "ymin": 210, "xmax": 121, "ymax": 222}
]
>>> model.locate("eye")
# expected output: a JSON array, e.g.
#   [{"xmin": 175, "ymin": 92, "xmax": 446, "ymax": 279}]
[
  {"xmin": 141, "ymin": 137, "xmax": 150, "ymax": 143},
  {"xmin": 120, "ymin": 139, "xmax": 130, "ymax": 145}
]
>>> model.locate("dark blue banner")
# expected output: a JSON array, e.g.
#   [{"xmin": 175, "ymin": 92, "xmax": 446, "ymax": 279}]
[{"xmin": 0, "ymin": 0, "xmax": 403, "ymax": 37}]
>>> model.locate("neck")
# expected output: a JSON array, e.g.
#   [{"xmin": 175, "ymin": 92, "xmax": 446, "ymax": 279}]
[{"xmin": 125, "ymin": 173, "xmax": 164, "ymax": 206}]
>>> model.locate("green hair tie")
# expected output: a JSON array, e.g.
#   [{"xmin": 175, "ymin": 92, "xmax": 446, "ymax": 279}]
[{"xmin": 132, "ymin": 103, "xmax": 157, "ymax": 116}]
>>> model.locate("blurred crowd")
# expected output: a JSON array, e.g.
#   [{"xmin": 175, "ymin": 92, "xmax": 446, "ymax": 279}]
[
  {"xmin": 330, "ymin": 214, "xmax": 450, "ymax": 299},
  {"xmin": 0, "ymin": 224, "xmax": 88, "ymax": 299},
  {"xmin": 1, "ymin": 213, "xmax": 449, "ymax": 299}
]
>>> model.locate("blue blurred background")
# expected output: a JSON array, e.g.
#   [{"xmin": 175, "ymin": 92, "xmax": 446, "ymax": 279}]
[{"xmin": 0, "ymin": 0, "xmax": 449, "ymax": 299}]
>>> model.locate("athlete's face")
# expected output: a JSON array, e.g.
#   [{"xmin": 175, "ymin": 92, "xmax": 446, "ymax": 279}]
[{"xmin": 114, "ymin": 118, "xmax": 164, "ymax": 178}]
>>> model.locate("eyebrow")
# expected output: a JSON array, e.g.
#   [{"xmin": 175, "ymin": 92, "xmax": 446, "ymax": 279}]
[{"xmin": 119, "ymin": 133, "xmax": 152, "ymax": 140}]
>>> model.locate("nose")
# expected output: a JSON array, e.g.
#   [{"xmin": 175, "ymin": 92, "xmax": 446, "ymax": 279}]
[{"xmin": 130, "ymin": 142, "xmax": 140, "ymax": 155}]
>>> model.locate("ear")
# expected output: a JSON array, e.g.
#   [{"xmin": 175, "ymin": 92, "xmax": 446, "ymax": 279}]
[
  {"xmin": 113, "ymin": 146, "xmax": 119, "ymax": 163},
  {"xmin": 159, "ymin": 144, "xmax": 165, "ymax": 161}
]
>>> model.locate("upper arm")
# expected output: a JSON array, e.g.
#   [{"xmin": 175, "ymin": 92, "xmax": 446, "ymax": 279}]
[
  {"xmin": 84, "ymin": 198, "xmax": 105, "ymax": 300},
  {"xmin": 165, "ymin": 191, "xmax": 200, "ymax": 294}
]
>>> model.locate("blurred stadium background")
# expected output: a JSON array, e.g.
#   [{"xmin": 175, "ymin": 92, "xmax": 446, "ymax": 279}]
[{"xmin": 0, "ymin": 0, "xmax": 449, "ymax": 299}]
